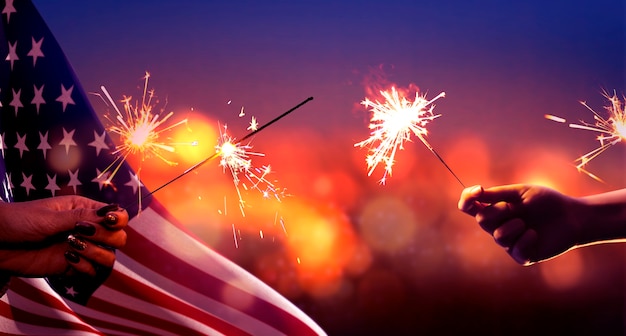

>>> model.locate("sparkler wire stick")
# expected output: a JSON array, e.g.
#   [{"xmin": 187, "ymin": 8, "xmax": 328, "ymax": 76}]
[
  {"xmin": 127, "ymin": 96, "xmax": 314, "ymax": 208},
  {"xmin": 418, "ymin": 134, "xmax": 465, "ymax": 188}
]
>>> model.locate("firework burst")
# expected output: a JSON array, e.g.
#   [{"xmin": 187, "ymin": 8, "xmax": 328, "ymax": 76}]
[{"xmin": 545, "ymin": 90, "xmax": 626, "ymax": 182}]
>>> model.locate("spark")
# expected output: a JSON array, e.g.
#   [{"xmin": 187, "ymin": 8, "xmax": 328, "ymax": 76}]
[
  {"xmin": 546, "ymin": 90, "xmax": 626, "ymax": 182},
  {"xmin": 97, "ymin": 72, "xmax": 189, "ymax": 209},
  {"xmin": 232, "ymin": 224, "xmax": 239, "ymax": 249},
  {"xmin": 278, "ymin": 216, "xmax": 288, "ymax": 236},
  {"xmin": 355, "ymin": 86, "xmax": 462, "ymax": 186},
  {"xmin": 248, "ymin": 116, "xmax": 259, "ymax": 131}
]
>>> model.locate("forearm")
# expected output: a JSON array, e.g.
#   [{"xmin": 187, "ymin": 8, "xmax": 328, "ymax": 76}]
[{"xmin": 578, "ymin": 188, "xmax": 626, "ymax": 245}]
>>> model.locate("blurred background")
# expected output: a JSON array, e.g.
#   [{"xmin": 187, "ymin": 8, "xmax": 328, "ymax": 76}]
[{"xmin": 36, "ymin": 1, "xmax": 625, "ymax": 334}]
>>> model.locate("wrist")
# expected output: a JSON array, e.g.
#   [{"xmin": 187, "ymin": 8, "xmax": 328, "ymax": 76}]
[{"xmin": 577, "ymin": 193, "xmax": 626, "ymax": 245}]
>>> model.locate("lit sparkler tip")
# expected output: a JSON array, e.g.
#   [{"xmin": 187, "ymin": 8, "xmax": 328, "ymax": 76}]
[
  {"xmin": 355, "ymin": 85, "xmax": 449, "ymax": 182},
  {"xmin": 98, "ymin": 73, "xmax": 190, "ymax": 212}
]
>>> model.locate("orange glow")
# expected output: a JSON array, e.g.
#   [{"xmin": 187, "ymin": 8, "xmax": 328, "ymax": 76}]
[
  {"xmin": 539, "ymin": 249, "xmax": 584, "ymax": 290},
  {"xmin": 254, "ymin": 252, "xmax": 303, "ymax": 300},
  {"xmin": 278, "ymin": 199, "xmax": 359, "ymax": 298},
  {"xmin": 445, "ymin": 209, "xmax": 514, "ymax": 274},
  {"xmin": 343, "ymin": 240, "xmax": 373, "ymax": 277},
  {"xmin": 170, "ymin": 112, "xmax": 219, "ymax": 166},
  {"xmin": 512, "ymin": 147, "xmax": 578, "ymax": 194},
  {"xmin": 445, "ymin": 133, "xmax": 492, "ymax": 188},
  {"xmin": 311, "ymin": 170, "xmax": 360, "ymax": 207}
]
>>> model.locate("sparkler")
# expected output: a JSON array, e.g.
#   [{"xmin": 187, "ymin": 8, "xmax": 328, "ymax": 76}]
[
  {"xmin": 97, "ymin": 72, "xmax": 189, "ymax": 208},
  {"xmin": 545, "ymin": 90, "xmax": 626, "ymax": 182},
  {"xmin": 131, "ymin": 96, "xmax": 314, "ymax": 208},
  {"xmin": 217, "ymin": 123, "xmax": 285, "ymax": 216},
  {"xmin": 355, "ymin": 86, "xmax": 464, "ymax": 186}
]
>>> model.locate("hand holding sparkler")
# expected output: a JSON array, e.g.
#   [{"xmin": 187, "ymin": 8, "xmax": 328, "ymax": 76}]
[{"xmin": 459, "ymin": 184, "xmax": 626, "ymax": 265}]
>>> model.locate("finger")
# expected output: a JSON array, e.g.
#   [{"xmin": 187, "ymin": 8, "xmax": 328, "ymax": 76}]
[
  {"xmin": 477, "ymin": 184, "xmax": 529, "ymax": 204},
  {"xmin": 458, "ymin": 185, "xmax": 484, "ymax": 216},
  {"xmin": 510, "ymin": 229, "xmax": 538, "ymax": 266},
  {"xmin": 475, "ymin": 201, "xmax": 514, "ymax": 234},
  {"xmin": 67, "ymin": 235, "xmax": 117, "ymax": 268},
  {"xmin": 20, "ymin": 196, "xmax": 129, "ymax": 236},
  {"xmin": 492, "ymin": 218, "xmax": 526, "ymax": 248},
  {"xmin": 64, "ymin": 250, "xmax": 97, "ymax": 277},
  {"xmin": 34, "ymin": 195, "xmax": 106, "ymax": 212},
  {"xmin": 62, "ymin": 204, "xmax": 129, "ymax": 232},
  {"xmin": 73, "ymin": 222, "xmax": 127, "ymax": 248},
  {"xmin": 98, "ymin": 207, "xmax": 130, "ymax": 231}
]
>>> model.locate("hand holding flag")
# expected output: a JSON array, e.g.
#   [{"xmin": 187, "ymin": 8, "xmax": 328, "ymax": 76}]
[{"xmin": 0, "ymin": 0, "xmax": 326, "ymax": 334}]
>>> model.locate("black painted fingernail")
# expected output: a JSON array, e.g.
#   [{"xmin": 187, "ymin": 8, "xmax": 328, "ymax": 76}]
[
  {"xmin": 64, "ymin": 251, "xmax": 80, "ymax": 264},
  {"xmin": 97, "ymin": 203, "xmax": 119, "ymax": 217},
  {"xmin": 75, "ymin": 222, "xmax": 96, "ymax": 236},
  {"xmin": 67, "ymin": 234, "xmax": 87, "ymax": 251},
  {"xmin": 103, "ymin": 213, "xmax": 118, "ymax": 226}
]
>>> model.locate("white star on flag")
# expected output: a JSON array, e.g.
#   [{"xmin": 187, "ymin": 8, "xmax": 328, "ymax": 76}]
[
  {"xmin": 37, "ymin": 131, "xmax": 51, "ymax": 159},
  {"xmin": 45, "ymin": 174, "xmax": 60, "ymax": 196},
  {"xmin": 125, "ymin": 171, "xmax": 143, "ymax": 194},
  {"xmin": 67, "ymin": 169, "xmax": 81, "ymax": 194},
  {"xmin": 56, "ymin": 84, "xmax": 74, "ymax": 112},
  {"xmin": 31, "ymin": 84, "xmax": 45, "ymax": 113},
  {"xmin": 92, "ymin": 168, "xmax": 111, "ymax": 191},
  {"xmin": 14, "ymin": 133, "xmax": 28, "ymax": 158},
  {"xmin": 88, "ymin": 130, "xmax": 109, "ymax": 156},
  {"xmin": 20, "ymin": 172, "xmax": 35, "ymax": 196},
  {"xmin": 9, "ymin": 88, "xmax": 22, "ymax": 116},
  {"xmin": 5, "ymin": 40, "xmax": 18, "ymax": 70},
  {"xmin": 59, "ymin": 127, "xmax": 77, "ymax": 154},
  {"xmin": 2, "ymin": 0, "xmax": 15, "ymax": 23},
  {"xmin": 27, "ymin": 37, "xmax": 44, "ymax": 66}
]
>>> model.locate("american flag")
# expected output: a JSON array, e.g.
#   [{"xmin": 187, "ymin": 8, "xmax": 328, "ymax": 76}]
[{"xmin": 0, "ymin": 0, "xmax": 326, "ymax": 334}]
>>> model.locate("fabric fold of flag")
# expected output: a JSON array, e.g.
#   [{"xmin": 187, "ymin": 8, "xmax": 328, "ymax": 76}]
[{"xmin": 0, "ymin": 0, "xmax": 326, "ymax": 334}]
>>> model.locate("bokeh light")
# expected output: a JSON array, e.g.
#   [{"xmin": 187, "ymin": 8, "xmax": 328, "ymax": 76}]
[{"xmin": 357, "ymin": 195, "xmax": 417, "ymax": 255}]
